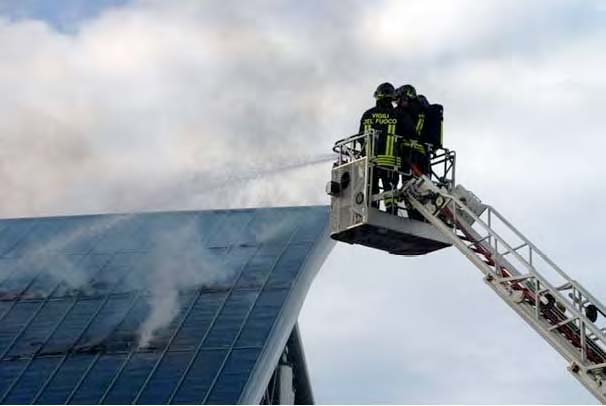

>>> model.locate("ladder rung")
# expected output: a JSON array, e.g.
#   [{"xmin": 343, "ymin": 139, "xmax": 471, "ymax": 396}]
[
  {"xmin": 588, "ymin": 328, "xmax": 606, "ymax": 341},
  {"xmin": 555, "ymin": 282, "xmax": 573, "ymax": 291},
  {"xmin": 568, "ymin": 293, "xmax": 591, "ymax": 306},
  {"xmin": 467, "ymin": 235, "xmax": 491, "ymax": 247},
  {"xmin": 497, "ymin": 274, "xmax": 533, "ymax": 283},
  {"xmin": 586, "ymin": 362, "xmax": 606, "ymax": 372},
  {"xmin": 501, "ymin": 242, "xmax": 528, "ymax": 257},
  {"xmin": 548, "ymin": 317, "xmax": 579, "ymax": 331}
]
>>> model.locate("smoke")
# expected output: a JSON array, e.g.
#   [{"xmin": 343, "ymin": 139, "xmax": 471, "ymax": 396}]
[
  {"xmin": 3, "ymin": 1, "xmax": 604, "ymax": 218},
  {"xmin": 129, "ymin": 155, "xmax": 333, "ymax": 346},
  {"xmin": 138, "ymin": 152, "xmax": 336, "ymax": 211},
  {"xmin": 0, "ymin": 0, "xmax": 582, "ymax": 349},
  {"xmin": 135, "ymin": 219, "xmax": 226, "ymax": 348},
  {"xmin": 0, "ymin": 2, "xmax": 368, "ymax": 219},
  {"xmin": 0, "ymin": 3, "xmax": 351, "ymax": 345},
  {"xmin": 0, "ymin": 214, "xmax": 133, "ymax": 297},
  {"xmin": 0, "ymin": 149, "xmax": 332, "ymax": 350},
  {"xmin": 0, "ymin": 155, "xmax": 331, "ymax": 349}
]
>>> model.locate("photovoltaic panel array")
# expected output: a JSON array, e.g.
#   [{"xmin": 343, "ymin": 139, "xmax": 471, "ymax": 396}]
[{"xmin": 0, "ymin": 206, "xmax": 333, "ymax": 404}]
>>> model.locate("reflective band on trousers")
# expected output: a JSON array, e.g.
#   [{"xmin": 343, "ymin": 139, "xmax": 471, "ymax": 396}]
[
  {"xmin": 375, "ymin": 155, "xmax": 402, "ymax": 168},
  {"xmin": 386, "ymin": 124, "xmax": 396, "ymax": 156},
  {"xmin": 401, "ymin": 140, "xmax": 426, "ymax": 153},
  {"xmin": 416, "ymin": 113, "xmax": 425, "ymax": 135},
  {"xmin": 384, "ymin": 196, "xmax": 398, "ymax": 205}
]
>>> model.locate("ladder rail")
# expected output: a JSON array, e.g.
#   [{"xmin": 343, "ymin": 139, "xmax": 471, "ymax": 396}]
[
  {"xmin": 487, "ymin": 205, "xmax": 573, "ymax": 281},
  {"xmin": 407, "ymin": 180, "xmax": 606, "ymax": 348},
  {"xmin": 487, "ymin": 205, "xmax": 604, "ymax": 320},
  {"xmin": 409, "ymin": 192, "xmax": 595, "ymax": 341},
  {"xmin": 404, "ymin": 179, "xmax": 606, "ymax": 403},
  {"xmin": 407, "ymin": 178, "xmax": 606, "ymax": 339},
  {"xmin": 473, "ymin": 217, "xmax": 606, "ymax": 349},
  {"xmin": 463, "ymin": 201, "xmax": 591, "ymax": 308},
  {"xmin": 436, "ymin": 199, "xmax": 605, "ymax": 347}
]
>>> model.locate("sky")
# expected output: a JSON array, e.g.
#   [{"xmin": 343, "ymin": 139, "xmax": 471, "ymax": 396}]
[{"xmin": 1, "ymin": 0, "xmax": 605, "ymax": 403}]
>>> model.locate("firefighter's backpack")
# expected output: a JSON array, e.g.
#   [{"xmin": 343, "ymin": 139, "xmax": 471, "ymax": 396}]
[{"xmin": 422, "ymin": 104, "xmax": 443, "ymax": 149}]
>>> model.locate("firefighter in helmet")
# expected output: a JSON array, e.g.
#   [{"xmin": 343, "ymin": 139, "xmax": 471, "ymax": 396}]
[
  {"xmin": 394, "ymin": 84, "xmax": 430, "ymax": 221},
  {"xmin": 394, "ymin": 84, "xmax": 429, "ymax": 176},
  {"xmin": 359, "ymin": 82, "xmax": 415, "ymax": 214}
]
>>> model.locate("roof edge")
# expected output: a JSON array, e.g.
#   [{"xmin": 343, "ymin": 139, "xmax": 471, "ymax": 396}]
[
  {"xmin": 239, "ymin": 218, "xmax": 335, "ymax": 403},
  {"xmin": 0, "ymin": 205, "xmax": 330, "ymax": 222}
]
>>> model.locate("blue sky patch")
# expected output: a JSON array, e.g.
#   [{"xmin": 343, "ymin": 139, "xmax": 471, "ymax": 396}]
[{"xmin": 0, "ymin": 0, "xmax": 131, "ymax": 32}]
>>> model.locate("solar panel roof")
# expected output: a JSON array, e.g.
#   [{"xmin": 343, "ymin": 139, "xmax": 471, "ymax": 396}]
[{"xmin": 0, "ymin": 206, "xmax": 333, "ymax": 404}]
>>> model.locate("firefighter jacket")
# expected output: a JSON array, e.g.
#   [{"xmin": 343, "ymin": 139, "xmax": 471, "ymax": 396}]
[
  {"xmin": 396, "ymin": 101, "xmax": 427, "ymax": 155},
  {"xmin": 359, "ymin": 100, "xmax": 416, "ymax": 168}
]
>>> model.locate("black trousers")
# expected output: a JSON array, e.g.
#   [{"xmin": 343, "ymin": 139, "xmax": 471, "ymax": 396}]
[
  {"xmin": 371, "ymin": 167, "xmax": 399, "ymax": 213},
  {"xmin": 400, "ymin": 148, "xmax": 429, "ymax": 221},
  {"xmin": 401, "ymin": 148, "xmax": 429, "ymax": 176}
]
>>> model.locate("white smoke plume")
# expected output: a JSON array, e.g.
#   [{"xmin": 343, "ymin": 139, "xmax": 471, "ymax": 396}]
[
  {"xmin": 0, "ymin": 214, "xmax": 134, "ymax": 297},
  {"xmin": 0, "ymin": 2, "xmax": 360, "ymax": 219},
  {"xmin": 0, "ymin": 153, "xmax": 331, "ymax": 347},
  {"xmin": 0, "ymin": 3, "xmax": 347, "ymax": 345},
  {"xmin": 136, "ymin": 218, "xmax": 232, "ymax": 348}
]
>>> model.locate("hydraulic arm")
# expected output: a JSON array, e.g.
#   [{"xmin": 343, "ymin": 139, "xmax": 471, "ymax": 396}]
[
  {"xmin": 328, "ymin": 132, "xmax": 606, "ymax": 403},
  {"xmin": 403, "ymin": 174, "xmax": 606, "ymax": 403}
]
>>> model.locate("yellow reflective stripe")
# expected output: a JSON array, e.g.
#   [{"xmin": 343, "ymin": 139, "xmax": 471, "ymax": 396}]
[
  {"xmin": 375, "ymin": 154, "xmax": 402, "ymax": 167},
  {"xmin": 416, "ymin": 113, "xmax": 425, "ymax": 135},
  {"xmin": 375, "ymin": 155, "xmax": 397, "ymax": 166},
  {"xmin": 401, "ymin": 139, "xmax": 426, "ymax": 153},
  {"xmin": 377, "ymin": 122, "xmax": 400, "ymax": 168},
  {"xmin": 364, "ymin": 124, "xmax": 371, "ymax": 134},
  {"xmin": 389, "ymin": 124, "xmax": 396, "ymax": 156},
  {"xmin": 376, "ymin": 156, "xmax": 396, "ymax": 162}
]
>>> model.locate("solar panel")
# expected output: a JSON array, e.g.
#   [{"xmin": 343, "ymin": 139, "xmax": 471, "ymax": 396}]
[{"xmin": 0, "ymin": 206, "xmax": 333, "ymax": 404}]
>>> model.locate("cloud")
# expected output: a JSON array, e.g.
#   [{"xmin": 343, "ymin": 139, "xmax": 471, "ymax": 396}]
[
  {"xmin": 300, "ymin": 244, "xmax": 596, "ymax": 403},
  {"xmin": 0, "ymin": 2, "xmax": 343, "ymax": 218},
  {"xmin": 1, "ymin": 0, "xmax": 606, "ymax": 403}
]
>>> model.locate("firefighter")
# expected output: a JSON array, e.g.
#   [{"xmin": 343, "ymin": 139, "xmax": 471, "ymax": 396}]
[
  {"xmin": 417, "ymin": 94, "xmax": 430, "ymax": 109},
  {"xmin": 359, "ymin": 82, "xmax": 415, "ymax": 214},
  {"xmin": 394, "ymin": 84, "xmax": 429, "ymax": 221},
  {"xmin": 394, "ymin": 84, "xmax": 429, "ymax": 176}
]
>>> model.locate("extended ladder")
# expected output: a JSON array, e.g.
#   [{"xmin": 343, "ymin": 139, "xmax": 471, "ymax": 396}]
[{"xmin": 402, "ymin": 175, "xmax": 606, "ymax": 403}]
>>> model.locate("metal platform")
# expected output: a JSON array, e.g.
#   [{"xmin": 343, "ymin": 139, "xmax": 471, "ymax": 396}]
[
  {"xmin": 331, "ymin": 207, "xmax": 451, "ymax": 255},
  {"xmin": 327, "ymin": 133, "xmax": 456, "ymax": 256}
]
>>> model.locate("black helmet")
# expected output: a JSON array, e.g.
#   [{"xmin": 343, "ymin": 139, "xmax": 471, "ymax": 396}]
[
  {"xmin": 417, "ymin": 94, "xmax": 429, "ymax": 107},
  {"xmin": 373, "ymin": 82, "xmax": 395, "ymax": 100},
  {"xmin": 395, "ymin": 84, "xmax": 417, "ymax": 100}
]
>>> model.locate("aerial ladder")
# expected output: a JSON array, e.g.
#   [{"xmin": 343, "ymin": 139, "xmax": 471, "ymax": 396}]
[{"xmin": 326, "ymin": 132, "xmax": 606, "ymax": 403}]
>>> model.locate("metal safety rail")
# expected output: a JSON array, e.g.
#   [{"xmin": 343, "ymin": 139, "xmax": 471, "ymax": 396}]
[
  {"xmin": 402, "ymin": 175, "xmax": 606, "ymax": 403},
  {"xmin": 332, "ymin": 132, "xmax": 456, "ymax": 212}
]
